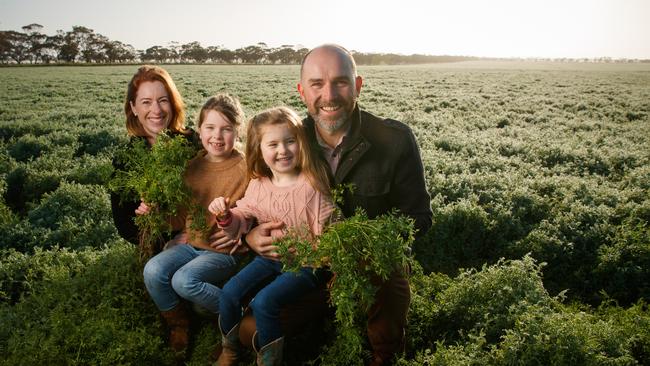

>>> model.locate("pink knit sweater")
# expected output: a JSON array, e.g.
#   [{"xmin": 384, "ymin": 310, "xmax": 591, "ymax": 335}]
[{"xmin": 221, "ymin": 173, "xmax": 335, "ymax": 241}]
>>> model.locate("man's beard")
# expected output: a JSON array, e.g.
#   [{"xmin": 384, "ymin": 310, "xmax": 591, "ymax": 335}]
[
  {"xmin": 314, "ymin": 114, "xmax": 348, "ymax": 133},
  {"xmin": 312, "ymin": 99, "xmax": 356, "ymax": 133}
]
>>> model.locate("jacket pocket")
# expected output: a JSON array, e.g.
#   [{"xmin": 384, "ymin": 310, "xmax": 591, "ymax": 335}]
[{"xmin": 355, "ymin": 177, "xmax": 390, "ymax": 197}]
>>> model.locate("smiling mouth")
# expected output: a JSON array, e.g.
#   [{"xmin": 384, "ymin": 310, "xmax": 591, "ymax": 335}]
[
  {"xmin": 148, "ymin": 116, "xmax": 165, "ymax": 124},
  {"xmin": 320, "ymin": 105, "xmax": 341, "ymax": 112}
]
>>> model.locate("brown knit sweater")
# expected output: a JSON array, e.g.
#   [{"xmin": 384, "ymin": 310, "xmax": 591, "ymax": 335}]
[{"xmin": 176, "ymin": 149, "xmax": 248, "ymax": 252}]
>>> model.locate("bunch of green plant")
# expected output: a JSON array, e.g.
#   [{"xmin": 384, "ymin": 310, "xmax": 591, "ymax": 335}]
[
  {"xmin": 109, "ymin": 132, "xmax": 198, "ymax": 259},
  {"xmin": 0, "ymin": 241, "xmax": 175, "ymax": 365},
  {"xmin": 399, "ymin": 257, "xmax": 650, "ymax": 366},
  {"xmin": 276, "ymin": 204, "xmax": 415, "ymax": 365}
]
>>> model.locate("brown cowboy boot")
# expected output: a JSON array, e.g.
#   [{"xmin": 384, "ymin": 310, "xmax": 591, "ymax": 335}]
[
  {"xmin": 160, "ymin": 302, "xmax": 191, "ymax": 365},
  {"xmin": 160, "ymin": 302, "xmax": 191, "ymax": 354},
  {"xmin": 217, "ymin": 316, "xmax": 241, "ymax": 366}
]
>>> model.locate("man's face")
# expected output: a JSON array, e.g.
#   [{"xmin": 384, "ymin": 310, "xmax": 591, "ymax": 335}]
[{"xmin": 298, "ymin": 48, "xmax": 362, "ymax": 134}]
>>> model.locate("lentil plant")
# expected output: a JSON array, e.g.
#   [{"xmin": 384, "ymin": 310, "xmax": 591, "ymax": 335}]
[{"xmin": 1, "ymin": 62, "xmax": 649, "ymax": 365}]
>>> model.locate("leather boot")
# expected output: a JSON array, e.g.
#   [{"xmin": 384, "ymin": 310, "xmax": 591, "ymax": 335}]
[
  {"xmin": 217, "ymin": 316, "xmax": 241, "ymax": 366},
  {"xmin": 253, "ymin": 331, "xmax": 284, "ymax": 366},
  {"xmin": 160, "ymin": 302, "xmax": 190, "ymax": 354}
]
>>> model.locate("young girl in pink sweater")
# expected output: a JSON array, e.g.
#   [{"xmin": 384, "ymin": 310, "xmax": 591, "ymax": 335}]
[{"xmin": 209, "ymin": 106, "xmax": 335, "ymax": 365}]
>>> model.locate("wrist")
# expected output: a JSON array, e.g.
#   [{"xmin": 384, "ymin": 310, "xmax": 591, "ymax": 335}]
[{"xmin": 217, "ymin": 211, "xmax": 232, "ymax": 226}]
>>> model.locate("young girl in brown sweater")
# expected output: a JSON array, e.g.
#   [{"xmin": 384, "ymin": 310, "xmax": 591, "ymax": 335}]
[{"xmin": 141, "ymin": 94, "xmax": 248, "ymax": 356}]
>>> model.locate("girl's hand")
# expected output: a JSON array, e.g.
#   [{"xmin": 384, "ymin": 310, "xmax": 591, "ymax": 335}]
[
  {"xmin": 209, "ymin": 229, "xmax": 244, "ymax": 254},
  {"xmin": 208, "ymin": 197, "xmax": 230, "ymax": 220},
  {"xmin": 135, "ymin": 200, "xmax": 152, "ymax": 215}
]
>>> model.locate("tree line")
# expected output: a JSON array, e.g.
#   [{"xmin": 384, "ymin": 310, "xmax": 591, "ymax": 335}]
[{"xmin": 1, "ymin": 23, "xmax": 479, "ymax": 65}]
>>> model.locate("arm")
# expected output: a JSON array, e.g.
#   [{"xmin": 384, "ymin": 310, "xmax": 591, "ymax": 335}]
[{"xmin": 391, "ymin": 127, "xmax": 433, "ymax": 238}]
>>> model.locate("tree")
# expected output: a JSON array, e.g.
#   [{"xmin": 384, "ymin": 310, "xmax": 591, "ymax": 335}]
[
  {"xmin": 180, "ymin": 41, "xmax": 207, "ymax": 63},
  {"xmin": 268, "ymin": 45, "xmax": 298, "ymax": 64},
  {"xmin": 22, "ymin": 23, "xmax": 46, "ymax": 63},
  {"xmin": 105, "ymin": 40, "xmax": 136, "ymax": 63},
  {"xmin": 55, "ymin": 29, "xmax": 79, "ymax": 62},
  {"xmin": 0, "ymin": 31, "xmax": 30, "ymax": 64},
  {"xmin": 207, "ymin": 46, "xmax": 235, "ymax": 63},
  {"xmin": 142, "ymin": 45, "xmax": 171, "ymax": 63},
  {"xmin": 235, "ymin": 44, "xmax": 266, "ymax": 64}
]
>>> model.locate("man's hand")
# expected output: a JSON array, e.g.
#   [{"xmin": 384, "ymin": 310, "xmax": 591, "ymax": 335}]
[{"xmin": 245, "ymin": 221, "xmax": 285, "ymax": 260}]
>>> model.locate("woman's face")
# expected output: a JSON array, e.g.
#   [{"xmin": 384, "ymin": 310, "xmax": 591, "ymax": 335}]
[{"xmin": 130, "ymin": 80, "xmax": 173, "ymax": 140}]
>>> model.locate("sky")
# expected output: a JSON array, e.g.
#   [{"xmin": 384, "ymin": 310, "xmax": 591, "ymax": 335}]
[{"xmin": 1, "ymin": 0, "xmax": 649, "ymax": 59}]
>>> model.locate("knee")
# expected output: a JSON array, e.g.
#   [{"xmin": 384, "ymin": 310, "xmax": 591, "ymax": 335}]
[
  {"xmin": 143, "ymin": 258, "xmax": 166, "ymax": 287},
  {"xmin": 170, "ymin": 267, "xmax": 194, "ymax": 296},
  {"xmin": 250, "ymin": 289, "xmax": 280, "ymax": 318}
]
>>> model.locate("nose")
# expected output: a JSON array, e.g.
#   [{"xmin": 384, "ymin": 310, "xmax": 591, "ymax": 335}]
[
  {"xmin": 150, "ymin": 101, "xmax": 162, "ymax": 113},
  {"xmin": 322, "ymin": 82, "xmax": 338, "ymax": 102},
  {"xmin": 278, "ymin": 142, "xmax": 288, "ymax": 154}
]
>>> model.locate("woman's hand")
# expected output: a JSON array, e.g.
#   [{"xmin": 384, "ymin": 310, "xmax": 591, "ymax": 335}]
[
  {"xmin": 245, "ymin": 221, "xmax": 285, "ymax": 260},
  {"xmin": 134, "ymin": 200, "xmax": 152, "ymax": 215}
]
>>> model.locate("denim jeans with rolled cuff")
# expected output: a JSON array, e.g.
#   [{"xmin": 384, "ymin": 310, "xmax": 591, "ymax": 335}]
[{"xmin": 143, "ymin": 243, "xmax": 239, "ymax": 314}]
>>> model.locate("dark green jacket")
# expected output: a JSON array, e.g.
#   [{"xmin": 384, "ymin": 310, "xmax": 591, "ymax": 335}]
[{"xmin": 304, "ymin": 105, "xmax": 432, "ymax": 238}]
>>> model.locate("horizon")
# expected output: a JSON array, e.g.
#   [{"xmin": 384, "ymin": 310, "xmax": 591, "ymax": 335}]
[{"xmin": 2, "ymin": 0, "xmax": 649, "ymax": 59}]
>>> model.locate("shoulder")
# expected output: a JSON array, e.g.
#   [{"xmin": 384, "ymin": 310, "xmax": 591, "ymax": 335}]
[
  {"xmin": 359, "ymin": 109, "xmax": 415, "ymax": 148},
  {"xmin": 360, "ymin": 109, "xmax": 412, "ymax": 134}
]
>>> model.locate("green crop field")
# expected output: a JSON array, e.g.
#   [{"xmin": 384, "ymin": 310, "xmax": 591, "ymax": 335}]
[{"xmin": 1, "ymin": 62, "xmax": 649, "ymax": 365}]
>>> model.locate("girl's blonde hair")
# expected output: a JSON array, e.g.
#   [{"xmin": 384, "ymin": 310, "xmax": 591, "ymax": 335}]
[{"xmin": 246, "ymin": 106, "xmax": 331, "ymax": 195}]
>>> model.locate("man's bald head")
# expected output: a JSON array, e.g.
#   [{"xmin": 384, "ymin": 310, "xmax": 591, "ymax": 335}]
[{"xmin": 300, "ymin": 44, "xmax": 358, "ymax": 79}]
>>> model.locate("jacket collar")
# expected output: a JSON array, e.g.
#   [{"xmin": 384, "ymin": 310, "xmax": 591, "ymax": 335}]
[{"xmin": 305, "ymin": 104, "xmax": 371, "ymax": 183}]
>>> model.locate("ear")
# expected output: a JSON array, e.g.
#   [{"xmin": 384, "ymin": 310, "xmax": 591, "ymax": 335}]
[
  {"xmin": 354, "ymin": 75, "xmax": 363, "ymax": 97},
  {"xmin": 130, "ymin": 101, "xmax": 137, "ymax": 116},
  {"xmin": 297, "ymin": 82, "xmax": 306, "ymax": 103}
]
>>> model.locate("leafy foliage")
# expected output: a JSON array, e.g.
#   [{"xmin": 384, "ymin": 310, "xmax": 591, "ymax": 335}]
[
  {"xmin": 276, "ymin": 207, "xmax": 415, "ymax": 365},
  {"xmin": 0, "ymin": 242, "xmax": 174, "ymax": 365},
  {"xmin": 0, "ymin": 181, "xmax": 117, "ymax": 252},
  {"xmin": 109, "ymin": 133, "xmax": 197, "ymax": 259},
  {"xmin": 0, "ymin": 63, "xmax": 649, "ymax": 364}
]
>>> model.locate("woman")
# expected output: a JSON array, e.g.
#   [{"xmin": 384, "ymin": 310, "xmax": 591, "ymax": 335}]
[
  {"xmin": 111, "ymin": 65, "xmax": 196, "ymax": 246},
  {"xmin": 110, "ymin": 65, "xmax": 201, "ymax": 357}
]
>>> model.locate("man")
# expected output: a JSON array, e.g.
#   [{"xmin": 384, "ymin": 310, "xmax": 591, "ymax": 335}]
[{"xmin": 242, "ymin": 44, "xmax": 432, "ymax": 365}]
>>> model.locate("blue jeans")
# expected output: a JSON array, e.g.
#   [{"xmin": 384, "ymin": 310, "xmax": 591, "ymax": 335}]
[
  {"xmin": 143, "ymin": 243, "xmax": 239, "ymax": 314},
  {"xmin": 219, "ymin": 256, "xmax": 325, "ymax": 347}
]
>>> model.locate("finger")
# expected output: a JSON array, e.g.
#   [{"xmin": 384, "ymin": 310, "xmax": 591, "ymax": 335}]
[
  {"xmin": 213, "ymin": 239, "xmax": 237, "ymax": 250},
  {"xmin": 262, "ymin": 221, "xmax": 285, "ymax": 230}
]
